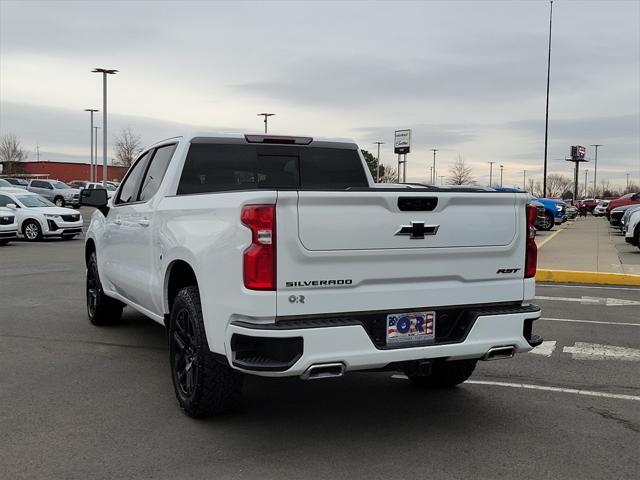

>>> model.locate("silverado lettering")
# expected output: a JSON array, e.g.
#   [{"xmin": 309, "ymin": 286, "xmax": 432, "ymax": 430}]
[{"xmin": 285, "ymin": 279, "xmax": 353, "ymax": 287}]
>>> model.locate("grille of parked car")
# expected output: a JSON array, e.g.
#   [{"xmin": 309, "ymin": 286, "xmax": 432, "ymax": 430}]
[
  {"xmin": 0, "ymin": 215, "xmax": 14, "ymax": 225},
  {"xmin": 61, "ymin": 214, "xmax": 80, "ymax": 222}
]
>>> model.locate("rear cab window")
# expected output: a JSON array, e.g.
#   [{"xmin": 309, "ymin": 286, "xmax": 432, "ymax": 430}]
[{"xmin": 177, "ymin": 142, "xmax": 367, "ymax": 195}]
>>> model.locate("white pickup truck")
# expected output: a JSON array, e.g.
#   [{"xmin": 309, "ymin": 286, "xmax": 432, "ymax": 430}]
[{"xmin": 82, "ymin": 133, "xmax": 541, "ymax": 418}]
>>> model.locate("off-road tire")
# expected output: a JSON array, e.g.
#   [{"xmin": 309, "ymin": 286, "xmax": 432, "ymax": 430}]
[
  {"xmin": 86, "ymin": 251, "xmax": 123, "ymax": 326},
  {"xmin": 22, "ymin": 220, "xmax": 43, "ymax": 241},
  {"xmin": 169, "ymin": 286, "xmax": 243, "ymax": 418},
  {"xmin": 54, "ymin": 196, "xmax": 65, "ymax": 207},
  {"xmin": 408, "ymin": 359, "xmax": 477, "ymax": 388},
  {"xmin": 542, "ymin": 211, "xmax": 554, "ymax": 231}
]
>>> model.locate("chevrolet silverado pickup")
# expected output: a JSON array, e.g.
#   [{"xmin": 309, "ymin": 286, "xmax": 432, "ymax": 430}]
[{"xmin": 81, "ymin": 133, "xmax": 541, "ymax": 418}]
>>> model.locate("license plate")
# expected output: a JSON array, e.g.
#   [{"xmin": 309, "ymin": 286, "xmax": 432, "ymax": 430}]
[{"xmin": 386, "ymin": 311, "xmax": 435, "ymax": 345}]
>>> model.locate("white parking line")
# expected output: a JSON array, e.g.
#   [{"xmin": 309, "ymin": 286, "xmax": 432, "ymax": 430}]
[
  {"xmin": 390, "ymin": 375, "xmax": 640, "ymax": 401},
  {"xmin": 529, "ymin": 340, "xmax": 557, "ymax": 356},
  {"xmin": 466, "ymin": 380, "xmax": 640, "ymax": 402},
  {"xmin": 563, "ymin": 342, "xmax": 640, "ymax": 361},
  {"xmin": 535, "ymin": 225, "xmax": 567, "ymax": 248},
  {"xmin": 540, "ymin": 317, "xmax": 640, "ymax": 327}
]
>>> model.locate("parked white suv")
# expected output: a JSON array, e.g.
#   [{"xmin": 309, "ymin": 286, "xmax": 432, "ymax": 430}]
[
  {"xmin": 0, "ymin": 206, "xmax": 18, "ymax": 245},
  {"xmin": 82, "ymin": 133, "xmax": 541, "ymax": 418},
  {"xmin": 625, "ymin": 208, "xmax": 640, "ymax": 250},
  {"xmin": 0, "ymin": 188, "xmax": 83, "ymax": 241}
]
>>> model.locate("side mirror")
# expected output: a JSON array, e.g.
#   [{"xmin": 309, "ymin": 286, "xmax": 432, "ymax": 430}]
[
  {"xmin": 81, "ymin": 188, "xmax": 109, "ymax": 215},
  {"xmin": 6, "ymin": 203, "xmax": 17, "ymax": 209}
]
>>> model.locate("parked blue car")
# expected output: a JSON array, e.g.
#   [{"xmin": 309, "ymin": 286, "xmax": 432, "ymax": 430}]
[{"xmin": 493, "ymin": 187, "xmax": 567, "ymax": 231}]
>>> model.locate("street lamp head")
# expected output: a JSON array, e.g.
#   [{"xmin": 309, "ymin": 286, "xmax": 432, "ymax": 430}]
[
  {"xmin": 92, "ymin": 68, "xmax": 118, "ymax": 74},
  {"xmin": 257, "ymin": 113, "xmax": 275, "ymax": 117},
  {"xmin": 84, "ymin": 108, "xmax": 99, "ymax": 113}
]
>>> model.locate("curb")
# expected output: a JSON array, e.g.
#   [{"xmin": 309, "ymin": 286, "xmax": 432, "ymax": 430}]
[{"xmin": 536, "ymin": 269, "xmax": 640, "ymax": 287}]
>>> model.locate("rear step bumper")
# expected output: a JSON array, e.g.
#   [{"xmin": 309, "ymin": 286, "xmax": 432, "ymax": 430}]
[{"xmin": 225, "ymin": 306, "xmax": 541, "ymax": 377}]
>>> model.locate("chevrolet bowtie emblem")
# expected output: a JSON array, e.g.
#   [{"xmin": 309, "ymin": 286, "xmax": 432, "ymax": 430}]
[{"xmin": 395, "ymin": 221, "xmax": 439, "ymax": 239}]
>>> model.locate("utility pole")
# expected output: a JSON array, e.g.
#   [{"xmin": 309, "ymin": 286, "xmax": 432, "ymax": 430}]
[
  {"xmin": 523, "ymin": 170, "xmax": 527, "ymax": 190},
  {"xmin": 626, "ymin": 173, "xmax": 630, "ymax": 191},
  {"xmin": 430, "ymin": 149, "xmax": 438, "ymax": 184},
  {"xmin": 590, "ymin": 144, "xmax": 602, "ymax": 197},
  {"xmin": 257, "ymin": 113, "xmax": 275, "ymax": 133},
  {"xmin": 500, "ymin": 164, "xmax": 504, "ymax": 187},
  {"xmin": 429, "ymin": 166, "xmax": 433, "ymax": 184},
  {"xmin": 92, "ymin": 68, "xmax": 118, "ymax": 186},
  {"xmin": 543, "ymin": 0, "xmax": 554, "ymax": 198},
  {"xmin": 439, "ymin": 175, "xmax": 445, "ymax": 186},
  {"xmin": 36, "ymin": 145, "xmax": 40, "ymax": 161},
  {"xmin": 488, "ymin": 161, "xmax": 496, "ymax": 187},
  {"xmin": 84, "ymin": 109, "xmax": 98, "ymax": 182},
  {"xmin": 373, "ymin": 141, "xmax": 384, "ymax": 182}
]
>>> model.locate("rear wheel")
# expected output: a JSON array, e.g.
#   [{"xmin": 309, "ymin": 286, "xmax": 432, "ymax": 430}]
[
  {"xmin": 86, "ymin": 251, "xmax": 123, "ymax": 325},
  {"xmin": 169, "ymin": 286, "xmax": 243, "ymax": 418},
  {"xmin": 408, "ymin": 359, "xmax": 477, "ymax": 388},
  {"xmin": 54, "ymin": 196, "xmax": 65, "ymax": 207},
  {"xmin": 22, "ymin": 220, "xmax": 43, "ymax": 241},
  {"xmin": 542, "ymin": 211, "xmax": 554, "ymax": 231}
]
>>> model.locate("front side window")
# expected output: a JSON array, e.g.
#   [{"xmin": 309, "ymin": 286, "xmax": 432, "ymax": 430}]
[
  {"xmin": 51, "ymin": 181, "xmax": 69, "ymax": 189},
  {"xmin": 0, "ymin": 194, "xmax": 13, "ymax": 207},
  {"xmin": 115, "ymin": 152, "xmax": 150, "ymax": 205},
  {"xmin": 139, "ymin": 144, "xmax": 177, "ymax": 202}
]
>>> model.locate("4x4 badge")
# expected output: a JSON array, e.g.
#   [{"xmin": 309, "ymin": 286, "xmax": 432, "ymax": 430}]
[{"xmin": 395, "ymin": 221, "xmax": 439, "ymax": 239}]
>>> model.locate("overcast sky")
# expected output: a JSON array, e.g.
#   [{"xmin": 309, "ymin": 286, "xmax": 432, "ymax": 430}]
[{"xmin": 1, "ymin": 0, "xmax": 638, "ymax": 188}]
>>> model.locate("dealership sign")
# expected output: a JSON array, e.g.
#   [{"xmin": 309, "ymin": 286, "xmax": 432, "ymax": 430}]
[
  {"xmin": 571, "ymin": 145, "xmax": 586, "ymax": 161},
  {"xmin": 394, "ymin": 129, "xmax": 411, "ymax": 154}
]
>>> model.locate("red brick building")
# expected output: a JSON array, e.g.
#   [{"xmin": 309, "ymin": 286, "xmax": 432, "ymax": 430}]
[{"xmin": 4, "ymin": 161, "xmax": 129, "ymax": 183}]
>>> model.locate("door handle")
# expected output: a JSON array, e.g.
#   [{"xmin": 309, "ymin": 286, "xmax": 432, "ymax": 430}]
[
  {"xmin": 138, "ymin": 218, "xmax": 150, "ymax": 227},
  {"xmin": 113, "ymin": 216, "xmax": 122, "ymax": 225}
]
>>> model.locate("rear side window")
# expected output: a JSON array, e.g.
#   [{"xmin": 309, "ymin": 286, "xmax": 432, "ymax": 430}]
[
  {"xmin": 31, "ymin": 180, "xmax": 48, "ymax": 188},
  {"xmin": 177, "ymin": 144, "xmax": 366, "ymax": 195},
  {"xmin": 139, "ymin": 144, "xmax": 177, "ymax": 202}
]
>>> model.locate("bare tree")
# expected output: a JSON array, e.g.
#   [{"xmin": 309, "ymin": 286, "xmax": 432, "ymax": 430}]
[
  {"xmin": 624, "ymin": 182, "xmax": 639, "ymax": 194},
  {"xmin": 114, "ymin": 127, "xmax": 143, "ymax": 167},
  {"xmin": 526, "ymin": 178, "xmax": 543, "ymax": 197},
  {"xmin": 546, "ymin": 174, "xmax": 572, "ymax": 197},
  {"xmin": 378, "ymin": 164, "xmax": 399, "ymax": 183},
  {"xmin": 0, "ymin": 134, "xmax": 27, "ymax": 174},
  {"xmin": 599, "ymin": 179, "xmax": 612, "ymax": 197},
  {"xmin": 446, "ymin": 154, "xmax": 475, "ymax": 185}
]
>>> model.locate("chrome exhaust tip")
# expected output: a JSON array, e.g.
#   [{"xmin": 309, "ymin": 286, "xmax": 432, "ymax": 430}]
[
  {"xmin": 482, "ymin": 346, "xmax": 516, "ymax": 361},
  {"xmin": 300, "ymin": 362, "xmax": 345, "ymax": 380}
]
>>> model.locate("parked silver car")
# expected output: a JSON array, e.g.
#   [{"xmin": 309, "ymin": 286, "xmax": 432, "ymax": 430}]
[{"xmin": 27, "ymin": 179, "xmax": 80, "ymax": 208}]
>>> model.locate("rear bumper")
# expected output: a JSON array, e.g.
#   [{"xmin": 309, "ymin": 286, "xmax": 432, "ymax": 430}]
[{"xmin": 224, "ymin": 305, "xmax": 541, "ymax": 377}]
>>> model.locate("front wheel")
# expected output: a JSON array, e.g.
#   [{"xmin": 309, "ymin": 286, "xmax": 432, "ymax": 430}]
[
  {"xmin": 542, "ymin": 212, "xmax": 555, "ymax": 231},
  {"xmin": 408, "ymin": 359, "xmax": 477, "ymax": 388},
  {"xmin": 169, "ymin": 286, "xmax": 243, "ymax": 418},
  {"xmin": 86, "ymin": 251, "xmax": 123, "ymax": 325},
  {"xmin": 54, "ymin": 196, "xmax": 65, "ymax": 207},
  {"xmin": 22, "ymin": 220, "xmax": 43, "ymax": 241}
]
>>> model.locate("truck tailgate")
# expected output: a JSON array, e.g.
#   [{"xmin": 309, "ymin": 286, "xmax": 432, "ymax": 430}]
[{"xmin": 276, "ymin": 190, "xmax": 527, "ymax": 317}]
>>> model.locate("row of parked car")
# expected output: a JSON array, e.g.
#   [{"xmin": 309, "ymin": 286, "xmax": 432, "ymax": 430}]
[
  {"xmin": 602, "ymin": 193, "xmax": 640, "ymax": 251},
  {"xmin": 0, "ymin": 178, "xmax": 92, "ymax": 245}
]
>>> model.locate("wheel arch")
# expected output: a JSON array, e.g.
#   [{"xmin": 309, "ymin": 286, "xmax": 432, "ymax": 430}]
[
  {"xmin": 164, "ymin": 259, "xmax": 200, "ymax": 317},
  {"xmin": 85, "ymin": 237, "xmax": 96, "ymax": 266}
]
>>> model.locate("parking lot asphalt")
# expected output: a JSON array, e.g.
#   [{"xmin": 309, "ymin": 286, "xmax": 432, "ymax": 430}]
[{"xmin": 1, "ymin": 213, "xmax": 639, "ymax": 480}]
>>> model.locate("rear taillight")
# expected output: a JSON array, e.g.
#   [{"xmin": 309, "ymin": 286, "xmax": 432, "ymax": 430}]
[
  {"xmin": 525, "ymin": 204, "xmax": 537, "ymax": 278},
  {"xmin": 241, "ymin": 205, "xmax": 276, "ymax": 290}
]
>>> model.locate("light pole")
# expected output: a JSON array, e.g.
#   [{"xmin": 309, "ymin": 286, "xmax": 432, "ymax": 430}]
[
  {"xmin": 92, "ymin": 68, "xmax": 118, "ymax": 186},
  {"xmin": 590, "ymin": 144, "xmax": 602, "ymax": 197},
  {"xmin": 429, "ymin": 166, "xmax": 433, "ymax": 184},
  {"xmin": 373, "ymin": 141, "xmax": 384, "ymax": 182},
  {"xmin": 523, "ymin": 170, "xmax": 527, "ymax": 190},
  {"xmin": 500, "ymin": 164, "xmax": 504, "ymax": 187},
  {"xmin": 439, "ymin": 175, "xmax": 445, "ymax": 186},
  {"xmin": 84, "ymin": 109, "xmax": 98, "ymax": 182},
  {"xmin": 542, "ymin": 0, "xmax": 554, "ymax": 198},
  {"xmin": 430, "ymin": 149, "xmax": 438, "ymax": 184},
  {"xmin": 584, "ymin": 169, "xmax": 588, "ymax": 197},
  {"xmin": 257, "ymin": 113, "xmax": 275, "ymax": 133},
  {"xmin": 488, "ymin": 161, "xmax": 496, "ymax": 187},
  {"xmin": 626, "ymin": 173, "xmax": 631, "ymax": 191},
  {"xmin": 93, "ymin": 126, "xmax": 100, "ymax": 182}
]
